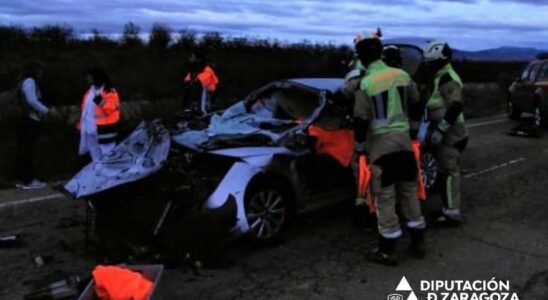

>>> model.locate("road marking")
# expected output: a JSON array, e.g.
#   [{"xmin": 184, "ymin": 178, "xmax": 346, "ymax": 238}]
[
  {"xmin": 0, "ymin": 193, "xmax": 65, "ymax": 209},
  {"xmin": 467, "ymin": 116, "xmax": 509, "ymax": 128},
  {"xmin": 463, "ymin": 157, "xmax": 526, "ymax": 179}
]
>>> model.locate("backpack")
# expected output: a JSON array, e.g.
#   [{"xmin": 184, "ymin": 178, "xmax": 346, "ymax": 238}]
[{"xmin": 0, "ymin": 81, "xmax": 26, "ymax": 122}]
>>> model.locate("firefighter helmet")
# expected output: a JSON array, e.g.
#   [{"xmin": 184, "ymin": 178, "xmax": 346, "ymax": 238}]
[{"xmin": 423, "ymin": 39, "xmax": 452, "ymax": 62}]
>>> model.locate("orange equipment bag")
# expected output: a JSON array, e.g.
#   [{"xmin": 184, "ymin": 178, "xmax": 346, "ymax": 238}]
[{"xmin": 92, "ymin": 265, "xmax": 153, "ymax": 300}]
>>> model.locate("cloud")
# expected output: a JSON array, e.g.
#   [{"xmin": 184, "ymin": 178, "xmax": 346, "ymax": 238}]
[
  {"xmin": 0, "ymin": 0, "xmax": 547, "ymax": 50},
  {"xmin": 490, "ymin": 0, "xmax": 548, "ymax": 5}
]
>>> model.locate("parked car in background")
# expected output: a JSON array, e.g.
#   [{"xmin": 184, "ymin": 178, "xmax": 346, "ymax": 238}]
[{"xmin": 507, "ymin": 54, "xmax": 548, "ymax": 127}]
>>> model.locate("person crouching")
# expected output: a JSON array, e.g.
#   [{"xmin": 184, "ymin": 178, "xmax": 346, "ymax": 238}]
[{"xmin": 77, "ymin": 67, "xmax": 120, "ymax": 162}]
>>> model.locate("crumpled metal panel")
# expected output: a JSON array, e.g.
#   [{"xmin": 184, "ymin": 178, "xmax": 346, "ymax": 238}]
[
  {"xmin": 64, "ymin": 120, "xmax": 171, "ymax": 199},
  {"xmin": 172, "ymin": 101, "xmax": 296, "ymax": 151}
]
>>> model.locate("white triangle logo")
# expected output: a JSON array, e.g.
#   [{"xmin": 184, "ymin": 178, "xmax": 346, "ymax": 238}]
[
  {"xmin": 396, "ymin": 276, "xmax": 412, "ymax": 291},
  {"xmin": 407, "ymin": 291, "xmax": 418, "ymax": 300}
]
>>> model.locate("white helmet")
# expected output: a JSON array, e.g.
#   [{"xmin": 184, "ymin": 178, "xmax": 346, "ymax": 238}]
[{"xmin": 423, "ymin": 39, "xmax": 451, "ymax": 62}]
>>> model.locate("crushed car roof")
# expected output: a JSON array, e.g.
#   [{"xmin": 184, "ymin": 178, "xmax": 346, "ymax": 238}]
[{"xmin": 288, "ymin": 78, "xmax": 344, "ymax": 93}]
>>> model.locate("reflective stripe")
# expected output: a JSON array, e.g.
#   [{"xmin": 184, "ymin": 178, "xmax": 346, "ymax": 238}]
[
  {"xmin": 370, "ymin": 69, "xmax": 401, "ymax": 84},
  {"xmin": 442, "ymin": 207, "xmax": 461, "ymax": 217},
  {"xmin": 397, "ymin": 86, "xmax": 407, "ymax": 113},
  {"xmin": 407, "ymin": 217, "xmax": 426, "ymax": 229},
  {"xmin": 446, "ymin": 175, "xmax": 453, "ymax": 208},
  {"xmin": 382, "ymin": 229, "xmax": 402, "ymax": 239},
  {"xmin": 373, "ymin": 92, "xmax": 388, "ymax": 119}
]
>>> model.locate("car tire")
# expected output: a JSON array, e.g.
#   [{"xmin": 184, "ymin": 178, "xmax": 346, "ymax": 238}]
[
  {"xmin": 244, "ymin": 178, "xmax": 291, "ymax": 246},
  {"xmin": 533, "ymin": 98, "xmax": 548, "ymax": 129},
  {"xmin": 420, "ymin": 151, "xmax": 438, "ymax": 191},
  {"xmin": 533, "ymin": 101, "xmax": 543, "ymax": 128},
  {"xmin": 507, "ymin": 96, "xmax": 521, "ymax": 119}
]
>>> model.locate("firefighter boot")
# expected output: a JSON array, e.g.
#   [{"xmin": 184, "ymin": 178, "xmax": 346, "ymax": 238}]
[
  {"xmin": 367, "ymin": 236, "xmax": 398, "ymax": 266},
  {"xmin": 430, "ymin": 210, "xmax": 462, "ymax": 228},
  {"xmin": 408, "ymin": 228, "xmax": 425, "ymax": 259},
  {"xmin": 351, "ymin": 203, "xmax": 377, "ymax": 233}
]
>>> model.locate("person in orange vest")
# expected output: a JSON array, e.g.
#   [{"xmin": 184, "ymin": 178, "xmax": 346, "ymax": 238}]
[
  {"xmin": 183, "ymin": 53, "xmax": 219, "ymax": 115},
  {"xmin": 78, "ymin": 67, "xmax": 120, "ymax": 161}
]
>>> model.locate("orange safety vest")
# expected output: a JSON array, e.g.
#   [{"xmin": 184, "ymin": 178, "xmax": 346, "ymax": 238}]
[
  {"xmin": 77, "ymin": 88, "xmax": 120, "ymax": 129},
  {"xmin": 184, "ymin": 65, "xmax": 219, "ymax": 92}
]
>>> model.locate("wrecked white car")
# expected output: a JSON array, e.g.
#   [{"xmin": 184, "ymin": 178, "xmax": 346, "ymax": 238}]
[
  {"xmin": 64, "ymin": 42, "xmax": 438, "ymax": 259},
  {"xmin": 65, "ymin": 78, "xmax": 358, "ymax": 252}
]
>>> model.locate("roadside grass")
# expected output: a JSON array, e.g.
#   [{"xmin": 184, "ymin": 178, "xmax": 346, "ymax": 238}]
[{"xmin": 463, "ymin": 82, "xmax": 506, "ymax": 119}]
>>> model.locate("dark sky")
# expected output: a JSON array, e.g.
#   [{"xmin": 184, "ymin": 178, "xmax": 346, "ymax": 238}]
[{"xmin": 1, "ymin": 0, "xmax": 547, "ymax": 50}]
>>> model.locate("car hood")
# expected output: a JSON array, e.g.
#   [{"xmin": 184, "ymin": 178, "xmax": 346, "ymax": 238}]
[{"xmin": 64, "ymin": 120, "xmax": 170, "ymax": 198}]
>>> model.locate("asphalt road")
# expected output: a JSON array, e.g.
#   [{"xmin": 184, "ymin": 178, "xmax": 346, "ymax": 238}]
[{"xmin": 1, "ymin": 114, "xmax": 547, "ymax": 300}]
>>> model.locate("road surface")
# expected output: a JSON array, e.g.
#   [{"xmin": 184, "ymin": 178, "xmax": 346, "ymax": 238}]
[{"xmin": 0, "ymin": 114, "xmax": 547, "ymax": 299}]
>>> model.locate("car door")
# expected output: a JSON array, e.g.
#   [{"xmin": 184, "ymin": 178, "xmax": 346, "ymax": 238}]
[
  {"xmin": 258, "ymin": 84, "xmax": 354, "ymax": 204},
  {"xmin": 296, "ymin": 93, "xmax": 356, "ymax": 209},
  {"xmin": 515, "ymin": 63, "xmax": 539, "ymax": 112},
  {"xmin": 536, "ymin": 62, "xmax": 548, "ymax": 118}
]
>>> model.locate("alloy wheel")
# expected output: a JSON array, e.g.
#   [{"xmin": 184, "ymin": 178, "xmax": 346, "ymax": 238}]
[{"xmin": 247, "ymin": 189, "xmax": 286, "ymax": 241}]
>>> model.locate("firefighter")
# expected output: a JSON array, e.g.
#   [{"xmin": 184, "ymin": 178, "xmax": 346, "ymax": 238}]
[
  {"xmin": 383, "ymin": 46, "xmax": 427, "ymax": 202},
  {"xmin": 78, "ymin": 67, "xmax": 121, "ymax": 162},
  {"xmin": 354, "ymin": 35, "xmax": 426, "ymax": 266},
  {"xmin": 342, "ymin": 37, "xmax": 375, "ymax": 233},
  {"xmin": 423, "ymin": 40, "xmax": 468, "ymax": 227},
  {"xmin": 183, "ymin": 53, "xmax": 219, "ymax": 115},
  {"xmin": 382, "ymin": 45, "xmax": 424, "ymax": 140}
]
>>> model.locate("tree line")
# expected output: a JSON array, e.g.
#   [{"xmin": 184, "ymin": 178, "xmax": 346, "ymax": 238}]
[{"xmin": 0, "ymin": 23, "xmax": 526, "ymax": 109}]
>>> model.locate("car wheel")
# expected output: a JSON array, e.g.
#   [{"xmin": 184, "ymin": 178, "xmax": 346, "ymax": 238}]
[
  {"xmin": 420, "ymin": 151, "xmax": 438, "ymax": 191},
  {"xmin": 507, "ymin": 96, "xmax": 521, "ymax": 119},
  {"xmin": 244, "ymin": 179, "xmax": 290, "ymax": 246}
]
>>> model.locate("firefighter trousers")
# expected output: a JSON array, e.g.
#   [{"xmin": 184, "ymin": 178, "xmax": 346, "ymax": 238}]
[
  {"xmin": 370, "ymin": 151, "xmax": 425, "ymax": 238},
  {"xmin": 434, "ymin": 138, "xmax": 467, "ymax": 216}
]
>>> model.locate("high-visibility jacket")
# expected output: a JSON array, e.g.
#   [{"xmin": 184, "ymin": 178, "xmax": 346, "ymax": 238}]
[
  {"xmin": 78, "ymin": 88, "xmax": 120, "ymax": 144},
  {"xmin": 426, "ymin": 63, "xmax": 464, "ymax": 123},
  {"xmin": 184, "ymin": 65, "xmax": 219, "ymax": 92},
  {"xmin": 360, "ymin": 60, "xmax": 412, "ymax": 135}
]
